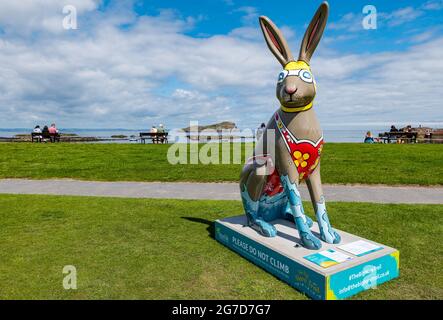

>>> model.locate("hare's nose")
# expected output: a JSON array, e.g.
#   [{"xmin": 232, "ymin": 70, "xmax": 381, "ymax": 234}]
[{"xmin": 285, "ymin": 85, "xmax": 297, "ymax": 94}]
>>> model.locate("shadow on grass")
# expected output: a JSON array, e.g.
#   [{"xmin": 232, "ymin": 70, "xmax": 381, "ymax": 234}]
[{"xmin": 181, "ymin": 217, "xmax": 215, "ymax": 239}]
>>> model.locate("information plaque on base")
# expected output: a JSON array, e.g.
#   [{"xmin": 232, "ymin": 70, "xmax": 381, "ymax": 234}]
[{"xmin": 215, "ymin": 216, "xmax": 399, "ymax": 300}]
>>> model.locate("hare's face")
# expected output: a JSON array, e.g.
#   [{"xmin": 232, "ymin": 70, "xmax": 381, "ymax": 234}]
[{"xmin": 276, "ymin": 61, "xmax": 315, "ymax": 109}]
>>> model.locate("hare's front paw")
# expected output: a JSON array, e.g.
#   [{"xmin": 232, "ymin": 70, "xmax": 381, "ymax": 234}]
[
  {"xmin": 250, "ymin": 218, "xmax": 277, "ymax": 237},
  {"xmin": 299, "ymin": 231, "xmax": 322, "ymax": 250},
  {"xmin": 320, "ymin": 228, "xmax": 341, "ymax": 244},
  {"xmin": 294, "ymin": 216, "xmax": 322, "ymax": 250}
]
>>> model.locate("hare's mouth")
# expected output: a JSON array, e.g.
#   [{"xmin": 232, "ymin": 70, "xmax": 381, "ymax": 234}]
[{"xmin": 281, "ymin": 96, "xmax": 312, "ymax": 107}]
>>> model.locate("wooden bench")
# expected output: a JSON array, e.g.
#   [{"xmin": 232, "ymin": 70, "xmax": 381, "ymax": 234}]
[
  {"xmin": 31, "ymin": 132, "xmax": 60, "ymax": 143},
  {"xmin": 139, "ymin": 132, "xmax": 168, "ymax": 144},
  {"xmin": 31, "ymin": 132, "xmax": 42, "ymax": 142},
  {"xmin": 378, "ymin": 132, "xmax": 417, "ymax": 143}
]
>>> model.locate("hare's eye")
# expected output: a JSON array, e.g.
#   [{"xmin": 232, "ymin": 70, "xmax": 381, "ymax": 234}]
[
  {"xmin": 277, "ymin": 70, "xmax": 288, "ymax": 83},
  {"xmin": 300, "ymin": 70, "xmax": 313, "ymax": 83}
]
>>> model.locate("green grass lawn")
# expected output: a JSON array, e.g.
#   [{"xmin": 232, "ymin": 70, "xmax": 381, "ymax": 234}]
[
  {"xmin": 0, "ymin": 142, "xmax": 442, "ymax": 185},
  {"xmin": 0, "ymin": 194, "xmax": 441, "ymax": 300}
]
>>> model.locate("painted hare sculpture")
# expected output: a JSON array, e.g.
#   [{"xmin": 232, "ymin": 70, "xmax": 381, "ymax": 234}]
[{"xmin": 240, "ymin": 2, "xmax": 340, "ymax": 250}]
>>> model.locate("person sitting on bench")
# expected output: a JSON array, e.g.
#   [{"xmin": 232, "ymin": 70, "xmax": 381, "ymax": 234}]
[
  {"xmin": 150, "ymin": 126, "xmax": 158, "ymax": 144},
  {"xmin": 157, "ymin": 124, "xmax": 166, "ymax": 144},
  {"xmin": 48, "ymin": 123, "xmax": 60, "ymax": 142},
  {"xmin": 42, "ymin": 125, "xmax": 50, "ymax": 142},
  {"xmin": 33, "ymin": 125, "xmax": 42, "ymax": 142}
]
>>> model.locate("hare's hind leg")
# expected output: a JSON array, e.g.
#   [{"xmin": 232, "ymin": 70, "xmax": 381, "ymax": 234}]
[{"xmin": 240, "ymin": 162, "xmax": 277, "ymax": 237}]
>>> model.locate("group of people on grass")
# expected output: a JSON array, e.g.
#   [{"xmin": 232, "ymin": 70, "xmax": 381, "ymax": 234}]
[
  {"xmin": 32, "ymin": 123, "xmax": 60, "ymax": 142},
  {"xmin": 365, "ymin": 125, "xmax": 414, "ymax": 143}
]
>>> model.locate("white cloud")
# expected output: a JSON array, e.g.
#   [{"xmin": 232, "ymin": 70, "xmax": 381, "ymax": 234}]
[
  {"xmin": 0, "ymin": 0, "xmax": 99, "ymax": 34},
  {"xmin": 0, "ymin": 1, "xmax": 441, "ymax": 131},
  {"xmin": 330, "ymin": 5, "xmax": 427, "ymax": 33},
  {"xmin": 315, "ymin": 39, "xmax": 443, "ymax": 126},
  {"xmin": 328, "ymin": 13, "xmax": 362, "ymax": 32},
  {"xmin": 234, "ymin": 6, "xmax": 259, "ymax": 25},
  {"xmin": 228, "ymin": 26, "xmax": 261, "ymax": 40},
  {"xmin": 422, "ymin": 0, "xmax": 443, "ymax": 10},
  {"xmin": 382, "ymin": 7, "xmax": 423, "ymax": 27},
  {"xmin": 409, "ymin": 29, "xmax": 437, "ymax": 43}
]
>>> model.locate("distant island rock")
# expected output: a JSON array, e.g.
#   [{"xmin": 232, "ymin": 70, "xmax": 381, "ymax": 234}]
[{"xmin": 182, "ymin": 121, "xmax": 237, "ymax": 132}]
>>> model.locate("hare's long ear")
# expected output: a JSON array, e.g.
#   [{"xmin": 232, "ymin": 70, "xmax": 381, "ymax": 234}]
[
  {"xmin": 299, "ymin": 2, "xmax": 329, "ymax": 63},
  {"xmin": 259, "ymin": 16, "xmax": 293, "ymax": 66}
]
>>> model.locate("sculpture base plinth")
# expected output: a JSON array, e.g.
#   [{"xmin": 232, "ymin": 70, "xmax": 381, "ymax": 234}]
[{"xmin": 215, "ymin": 215, "xmax": 399, "ymax": 300}]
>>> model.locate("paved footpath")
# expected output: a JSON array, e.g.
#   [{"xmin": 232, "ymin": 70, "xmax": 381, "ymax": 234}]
[{"xmin": 0, "ymin": 179, "xmax": 441, "ymax": 204}]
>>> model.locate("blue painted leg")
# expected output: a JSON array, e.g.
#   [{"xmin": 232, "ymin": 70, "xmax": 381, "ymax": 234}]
[
  {"xmin": 280, "ymin": 175, "xmax": 321, "ymax": 250},
  {"xmin": 284, "ymin": 202, "xmax": 313, "ymax": 228},
  {"xmin": 241, "ymin": 186, "xmax": 277, "ymax": 237},
  {"xmin": 316, "ymin": 196, "xmax": 341, "ymax": 244}
]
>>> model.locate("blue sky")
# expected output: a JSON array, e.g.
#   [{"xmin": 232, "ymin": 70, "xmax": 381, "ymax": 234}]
[
  {"xmin": 131, "ymin": 0, "xmax": 443, "ymax": 53},
  {"xmin": 128, "ymin": 0, "xmax": 443, "ymax": 58},
  {"xmin": 0, "ymin": 0, "xmax": 442, "ymax": 129}
]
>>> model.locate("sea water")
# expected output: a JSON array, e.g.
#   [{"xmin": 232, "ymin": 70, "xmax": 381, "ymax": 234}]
[{"xmin": 0, "ymin": 127, "xmax": 387, "ymax": 143}]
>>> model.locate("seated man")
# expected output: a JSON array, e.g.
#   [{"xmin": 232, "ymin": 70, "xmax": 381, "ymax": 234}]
[
  {"xmin": 157, "ymin": 124, "xmax": 167, "ymax": 143},
  {"xmin": 150, "ymin": 126, "xmax": 158, "ymax": 144}
]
